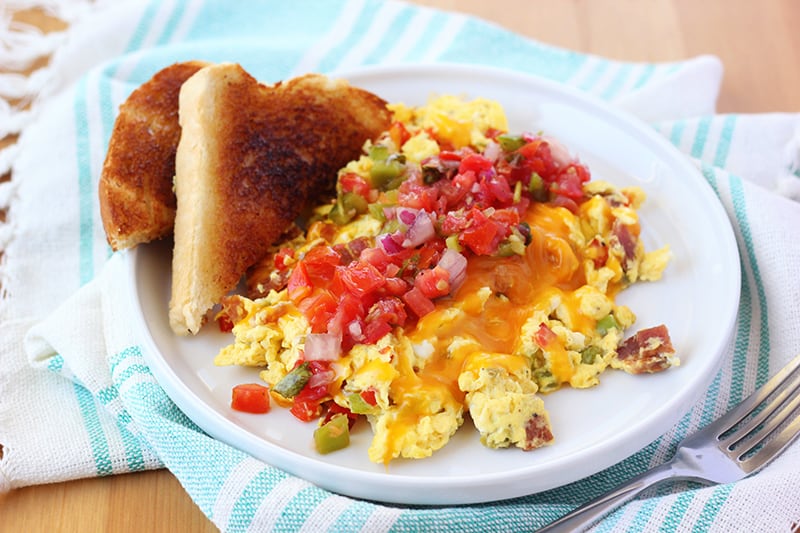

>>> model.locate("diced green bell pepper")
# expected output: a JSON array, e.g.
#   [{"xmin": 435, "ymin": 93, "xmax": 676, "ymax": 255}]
[
  {"xmin": 596, "ymin": 314, "xmax": 620, "ymax": 335},
  {"xmin": 272, "ymin": 362, "xmax": 311, "ymax": 398},
  {"xmin": 314, "ymin": 414, "xmax": 350, "ymax": 454}
]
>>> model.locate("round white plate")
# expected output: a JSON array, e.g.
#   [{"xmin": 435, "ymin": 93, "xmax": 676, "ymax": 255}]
[{"xmin": 127, "ymin": 63, "xmax": 740, "ymax": 505}]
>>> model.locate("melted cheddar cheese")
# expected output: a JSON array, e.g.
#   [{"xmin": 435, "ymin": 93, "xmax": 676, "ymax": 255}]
[{"xmin": 214, "ymin": 95, "xmax": 675, "ymax": 464}]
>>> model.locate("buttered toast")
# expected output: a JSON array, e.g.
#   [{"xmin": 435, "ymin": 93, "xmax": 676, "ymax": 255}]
[
  {"xmin": 98, "ymin": 61, "xmax": 209, "ymax": 250},
  {"xmin": 169, "ymin": 63, "xmax": 391, "ymax": 335}
]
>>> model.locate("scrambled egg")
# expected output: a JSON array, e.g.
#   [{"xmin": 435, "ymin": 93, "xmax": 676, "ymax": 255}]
[{"xmin": 215, "ymin": 94, "xmax": 675, "ymax": 464}]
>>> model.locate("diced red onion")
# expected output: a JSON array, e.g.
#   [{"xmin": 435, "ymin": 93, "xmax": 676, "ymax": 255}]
[
  {"xmin": 308, "ymin": 369, "xmax": 336, "ymax": 388},
  {"xmin": 347, "ymin": 320, "xmax": 363, "ymax": 340},
  {"xmin": 383, "ymin": 206, "xmax": 397, "ymax": 220},
  {"xmin": 437, "ymin": 248, "xmax": 468, "ymax": 292},
  {"xmin": 379, "ymin": 233, "xmax": 404, "ymax": 255},
  {"xmin": 483, "ymin": 141, "xmax": 501, "ymax": 162},
  {"xmin": 303, "ymin": 333, "xmax": 341, "ymax": 361},
  {"xmin": 402, "ymin": 211, "xmax": 435, "ymax": 248},
  {"xmin": 543, "ymin": 135, "xmax": 572, "ymax": 167},
  {"xmin": 397, "ymin": 207, "xmax": 419, "ymax": 226}
]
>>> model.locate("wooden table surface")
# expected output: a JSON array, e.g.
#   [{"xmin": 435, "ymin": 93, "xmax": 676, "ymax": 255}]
[{"xmin": 1, "ymin": 1, "xmax": 798, "ymax": 532}]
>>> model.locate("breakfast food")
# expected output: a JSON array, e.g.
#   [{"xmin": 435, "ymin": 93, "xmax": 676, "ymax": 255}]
[
  {"xmin": 99, "ymin": 60, "xmax": 209, "ymax": 250},
  {"xmin": 168, "ymin": 64, "xmax": 392, "ymax": 335},
  {"xmin": 215, "ymin": 95, "xmax": 678, "ymax": 463}
]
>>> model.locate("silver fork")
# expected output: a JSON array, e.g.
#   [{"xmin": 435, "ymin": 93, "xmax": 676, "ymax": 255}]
[{"xmin": 538, "ymin": 352, "xmax": 800, "ymax": 532}]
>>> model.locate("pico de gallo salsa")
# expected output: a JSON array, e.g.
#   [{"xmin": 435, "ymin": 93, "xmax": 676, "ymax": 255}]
[{"xmin": 216, "ymin": 95, "xmax": 677, "ymax": 461}]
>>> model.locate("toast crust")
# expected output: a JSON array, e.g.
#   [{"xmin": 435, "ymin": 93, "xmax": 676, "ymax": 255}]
[
  {"xmin": 99, "ymin": 61, "xmax": 209, "ymax": 250},
  {"xmin": 169, "ymin": 64, "xmax": 391, "ymax": 334}
]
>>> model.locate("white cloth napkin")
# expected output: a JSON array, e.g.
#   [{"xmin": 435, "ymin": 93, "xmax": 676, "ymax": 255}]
[{"xmin": 2, "ymin": 1, "xmax": 799, "ymax": 531}]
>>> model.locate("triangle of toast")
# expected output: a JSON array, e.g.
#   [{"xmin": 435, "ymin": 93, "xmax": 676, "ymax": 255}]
[{"xmin": 169, "ymin": 63, "xmax": 391, "ymax": 334}]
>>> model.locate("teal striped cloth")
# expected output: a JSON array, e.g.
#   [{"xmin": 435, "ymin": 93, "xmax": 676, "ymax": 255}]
[{"xmin": 4, "ymin": 1, "xmax": 800, "ymax": 531}]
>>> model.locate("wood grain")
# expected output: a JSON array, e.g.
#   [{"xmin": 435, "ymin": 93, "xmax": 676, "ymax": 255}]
[{"xmin": 1, "ymin": 2, "xmax": 797, "ymax": 532}]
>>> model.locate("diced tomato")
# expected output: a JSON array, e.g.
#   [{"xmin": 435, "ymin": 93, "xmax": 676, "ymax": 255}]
[
  {"xmin": 296, "ymin": 383, "xmax": 329, "ymax": 402},
  {"xmin": 306, "ymin": 360, "xmax": 335, "ymax": 382},
  {"xmin": 273, "ymin": 247, "xmax": 295, "ymax": 271},
  {"xmin": 289, "ymin": 362, "xmax": 335, "ymax": 422},
  {"xmin": 322, "ymin": 401, "xmax": 358, "ymax": 429},
  {"xmin": 482, "ymin": 174, "xmax": 513, "ymax": 205},
  {"xmin": 287, "ymin": 262, "xmax": 312, "ymax": 303},
  {"xmin": 586, "ymin": 237, "xmax": 609, "ymax": 268},
  {"xmin": 303, "ymin": 245, "xmax": 341, "ymax": 284},
  {"xmin": 518, "ymin": 140, "xmax": 557, "ymax": 180},
  {"xmin": 338, "ymin": 260, "xmax": 386, "ymax": 298},
  {"xmin": 552, "ymin": 165, "xmax": 588, "ymax": 200},
  {"xmin": 366, "ymin": 296, "xmax": 408, "ymax": 326},
  {"xmin": 460, "ymin": 209, "xmax": 503, "ymax": 255},
  {"xmin": 363, "ymin": 320, "xmax": 392, "ymax": 344},
  {"xmin": 389, "ymin": 121, "xmax": 411, "ymax": 149},
  {"xmin": 402, "ymin": 286, "xmax": 436, "ymax": 318},
  {"xmin": 361, "ymin": 297, "xmax": 406, "ymax": 343},
  {"xmin": 290, "ymin": 399, "xmax": 322, "ymax": 422},
  {"xmin": 458, "ymin": 153, "xmax": 493, "ymax": 175},
  {"xmin": 436, "ymin": 179, "xmax": 469, "ymax": 208},
  {"xmin": 491, "ymin": 208, "xmax": 521, "ymax": 227},
  {"xmin": 452, "ymin": 169, "xmax": 477, "ymax": 192},
  {"xmin": 398, "ymin": 178, "xmax": 442, "ymax": 212},
  {"xmin": 517, "ymin": 139, "xmax": 545, "ymax": 160},
  {"xmin": 360, "ymin": 388, "xmax": 378, "ymax": 406},
  {"xmin": 441, "ymin": 210, "xmax": 470, "ymax": 235},
  {"xmin": 382, "ymin": 276, "xmax": 410, "ymax": 296},
  {"xmin": 414, "ymin": 266, "xmax": 451, "ymax": 299},
  {"xmin": 413, "ymin": 240, "xmax": 445, "ymax": 271},
  {"xmin": 360, "ymin": 246, "xmax": 393, "ymax": 272},
  {"xmin": 534, "ymin": 323, "xmax": 557, "ymax": 348},
  {"xmin": 327, "ymin": 292, "xmax": 364, "ymax": 342},
  {"xmin": 231, "ymin": 383, "xmax": 271, "ymax": 414},
  {"xmin": 298, "ymin": 289, "xmax": 338, "ymax": 333},
  {"xmin": 438, "ymin": 150, "xmax": 463, "ymax": 163},
  {"xmin": 339, "ymin": 172, "xmax": 372, "ymax": 199}
]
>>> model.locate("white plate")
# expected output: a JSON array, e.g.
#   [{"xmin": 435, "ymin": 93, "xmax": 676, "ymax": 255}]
[{"xmin": 126, "ymin": 63, "xmax": 740, "ymax": 505}]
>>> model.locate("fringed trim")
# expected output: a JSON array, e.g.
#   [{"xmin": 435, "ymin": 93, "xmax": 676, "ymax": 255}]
[
  {"xmin": 776, "ymin": 122, "xmax": 800, "ymax": 202},
  {"xmin": 1, "ymin": 0, "xmax": 104, "ymax": 142},
  {"xmin": 1, "ymin": 1, "xmax": 103, "ymax": 308},
  {"xmin": 0, "ymin": 2, "xmax": 73, "ymax": 140}
]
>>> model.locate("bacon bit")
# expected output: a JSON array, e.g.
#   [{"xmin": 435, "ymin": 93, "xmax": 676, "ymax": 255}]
[
  {"xmin": 216, "ymin": 295, "xmax": 248, "ymax": 331},
  {"xmin": 333, "ymin": 236, "xmax": 371, "ymax": 265},
  {"xmin": 616, "ymin": 324, "xmax": 677, "ymax": 374},
  {"xmin": 534, "ymin": 323, "xmax": 557, "ymax": 348},
  {"xmin": 612, "ymin": 221, "xmax": 637, "ymax": 263},
  {"xmin": 523, "ymin": 414, "xmax": 554, "ymax": 450},
  {"xmin": 246, "ymin": 250, "xmax": 293, "ymax": 299}
]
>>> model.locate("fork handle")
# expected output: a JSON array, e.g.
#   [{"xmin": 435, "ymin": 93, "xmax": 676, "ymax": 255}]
[{"xmin": 537, "ymin": 461, "xmax": 677, "ymax": 532}]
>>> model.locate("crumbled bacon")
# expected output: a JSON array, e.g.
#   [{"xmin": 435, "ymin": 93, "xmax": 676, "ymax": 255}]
[
  {"xmin": 246, "ymin": 253, "xmax": 290, "ymax": 298},
  {"xmin": 523, "ymin": 414, "xmax": 554, "ymax": 450},
  {"xmin": 615, "ymin": 324, "xmax": 676, "ymax": 374},
  {"xmin": 612, "ymin": 221, "xmax": 636, "ymax": 263},
  {"xmin": 333, "ymin": 236, "xmax": 371, "ymax": 265},
  {"xmin": 216, "ymin": 295, "xmax": 248, "ymax": 331}
]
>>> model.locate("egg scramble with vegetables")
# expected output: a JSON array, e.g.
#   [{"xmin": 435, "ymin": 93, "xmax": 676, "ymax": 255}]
[{"xmin": 215, "ymin": 94, "xmax": 678, "ymax": 464}]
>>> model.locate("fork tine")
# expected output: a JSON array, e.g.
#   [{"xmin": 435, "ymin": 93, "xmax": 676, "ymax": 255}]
[
  {"xmin": 715, "ymin": 353, "xmax": 800, "ymax": 440},
  {"xmin": 720, "ymin": 354, "xmax": 800, "ymax": 449},
  {"xmin": 738, "ymin": 398, "xmax": 800, "ymax": 474}
]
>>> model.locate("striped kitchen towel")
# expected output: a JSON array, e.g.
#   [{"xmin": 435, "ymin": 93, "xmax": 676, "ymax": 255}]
[{"xmin": 3, "ymin": 0, "xmax": 800, "ymax": 531}]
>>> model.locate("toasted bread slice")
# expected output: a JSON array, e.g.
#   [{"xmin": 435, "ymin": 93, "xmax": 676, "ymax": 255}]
[
  {"xmin": 99, "ymin": 60, "xmax": 209, "ymax": 250},
  {"xmin": 169, "ymin": 63, "xmax": 391, "ymax": 335}
]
